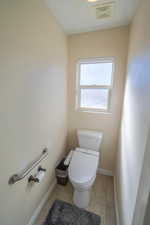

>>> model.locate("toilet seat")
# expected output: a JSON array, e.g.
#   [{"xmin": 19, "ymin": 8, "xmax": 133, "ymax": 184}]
[
  {"xmin": 68, "ymin": 148, "xmax": 99, "ymax": 185},
  {"xmin": 76, "ymin": 147, "xmax": 99, "ymax": 156}
]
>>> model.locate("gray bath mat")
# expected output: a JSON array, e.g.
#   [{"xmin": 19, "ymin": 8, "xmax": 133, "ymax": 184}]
[{"xmin": 43, "ymin": 200, "xmax": 101, "ymax": 225}]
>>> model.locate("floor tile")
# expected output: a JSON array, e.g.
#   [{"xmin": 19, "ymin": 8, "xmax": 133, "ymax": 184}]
[{"xmin": 34, "ymin": 174, "xmax": 116, "ymax": 225}]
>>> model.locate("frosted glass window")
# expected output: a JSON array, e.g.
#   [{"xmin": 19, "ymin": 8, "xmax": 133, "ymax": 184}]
[
  {"xmin": 80, "ymin": 63, "xmax": 113, "ymax": 86},
  {"xmin": 81, "ymin": 89, "xmax": 109, "ymax": 109},
  {"xmin": 76, "ymin": 58, "xmax": 114, "ymax": 112}
]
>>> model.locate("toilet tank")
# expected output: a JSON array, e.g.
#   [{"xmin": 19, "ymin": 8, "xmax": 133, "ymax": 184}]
[{"xmin": 77, "ymin": 129, "xmax": 103, "ymax": 152}]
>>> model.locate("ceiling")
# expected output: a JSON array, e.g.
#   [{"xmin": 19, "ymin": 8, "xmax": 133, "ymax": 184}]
[{"xmin": 46, "ymin": 0, "xmax": 140, "ymax": 34}]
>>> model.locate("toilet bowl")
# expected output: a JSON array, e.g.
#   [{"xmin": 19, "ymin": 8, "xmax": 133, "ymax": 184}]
[
  {"xmin": 68, "ymin": 130, "xmax": 103, "ymax": 208},
  {"xmin": 69, "ymin": 148, "xmax": 99, "ymax": 208}
]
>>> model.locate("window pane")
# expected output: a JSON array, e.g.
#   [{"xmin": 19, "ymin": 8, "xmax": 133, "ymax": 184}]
[
  {"xmin": 80, "ymin": 89, "xmax": 109, "ymax": 109},
  {"xmin": 80, "ymin": 62, "xmax": 113, "ymax": 86}
]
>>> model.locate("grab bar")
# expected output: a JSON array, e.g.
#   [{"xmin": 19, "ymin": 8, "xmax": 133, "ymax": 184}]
[{"xmin": 8, "ymin": 148, "xmax": 48, "ymax": 185}]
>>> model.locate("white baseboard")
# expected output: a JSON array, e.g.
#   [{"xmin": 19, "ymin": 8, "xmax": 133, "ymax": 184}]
[
  {"xmin": 114, "ymin": 176, "xmax": 120, "ymax": 225},
  {"xmin": 27, "ymin": 179, "xmax": 57, "ymax": 225},
  {"xmin": 97, "ymin": 168, "xmax": 114, "ymax": 176}
]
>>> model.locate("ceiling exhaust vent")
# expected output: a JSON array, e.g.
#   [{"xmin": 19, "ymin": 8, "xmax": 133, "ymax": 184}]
[{"xmin": 94, "ymin": 2, "xmax": 115, "ymax": 19}]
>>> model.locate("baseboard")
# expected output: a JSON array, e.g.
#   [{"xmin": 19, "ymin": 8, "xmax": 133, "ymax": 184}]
[
  {"xmin": 27, "ymin": 178, "xmax": 57, "ymax": 225},
  {"xmin": 97, "ymin": 168, "xmax": 114, "ymax": 176},
  {"xmin": 114, "ymin": 176, "xmax": 120, "ymax": 225}
]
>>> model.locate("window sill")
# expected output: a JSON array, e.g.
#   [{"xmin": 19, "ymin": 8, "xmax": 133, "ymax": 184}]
[{"xmin": 76, "ymin": 109, "xmax": 112, "ymax": 115}]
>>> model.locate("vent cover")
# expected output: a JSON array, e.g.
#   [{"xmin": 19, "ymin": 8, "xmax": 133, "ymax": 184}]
[{"xmin": 94, "ymin": 2, "xmax": 115, "ymax": 19}]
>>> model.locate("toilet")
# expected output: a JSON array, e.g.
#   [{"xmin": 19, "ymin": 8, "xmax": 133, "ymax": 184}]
[{"xmin": 68, "ymin": 129, "xmax": 103, "ymax": 208}]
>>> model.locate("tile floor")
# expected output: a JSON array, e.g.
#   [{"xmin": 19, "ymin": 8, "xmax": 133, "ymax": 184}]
[{"xmin": 35, "ymin": 174, "xmax": 116, "ymax": 225}]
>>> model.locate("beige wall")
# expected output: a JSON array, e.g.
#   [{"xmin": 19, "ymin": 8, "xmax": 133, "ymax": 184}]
[
  {"xmin": 0, "ymin": 1, "xmax": 67, "ymax": 225},
  {"xmin": 68, "ymin": 27, "xmax": 129, "ymax": 171},
  {"xmin": 116, "ymin": 0, "xmax": 150, "ymax": 224}
]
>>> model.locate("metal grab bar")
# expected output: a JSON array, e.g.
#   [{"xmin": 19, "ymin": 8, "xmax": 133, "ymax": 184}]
[{"xmin": 8, "ymin": 148, "xmax": 48, "ymax": 185}]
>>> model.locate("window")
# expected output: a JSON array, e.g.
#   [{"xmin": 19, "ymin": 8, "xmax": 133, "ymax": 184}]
[{"xmin": 76, "ymin": 58, "xmax": 114, "ymax": 112}]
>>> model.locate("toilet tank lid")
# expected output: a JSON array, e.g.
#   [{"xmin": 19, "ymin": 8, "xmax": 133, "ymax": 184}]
[{"xmin": 77, "ymin": 129, "xmax": 103, "ymax": 139}]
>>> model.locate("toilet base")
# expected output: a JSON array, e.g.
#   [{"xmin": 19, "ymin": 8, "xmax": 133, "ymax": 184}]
[{"xmin": 73, "ymin": 189, "xmax": 91, "ymax": 208}]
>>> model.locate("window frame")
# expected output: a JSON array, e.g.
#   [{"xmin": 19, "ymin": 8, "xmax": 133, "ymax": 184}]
[{"xmin": 75, "ymin": 57, "xmax": 115, "ymax": 113}]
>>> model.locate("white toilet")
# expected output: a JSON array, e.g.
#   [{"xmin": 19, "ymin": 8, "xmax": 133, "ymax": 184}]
[{"xmin": 68, "ymin": 129, "xmax": 103, "ymax": 208}]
